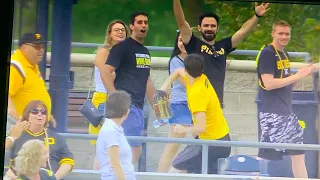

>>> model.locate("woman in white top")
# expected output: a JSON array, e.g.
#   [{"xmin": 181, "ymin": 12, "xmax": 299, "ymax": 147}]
[
  {"xmin": 96, "ymin": 91, "xmax": 136, "ymax": 180},
  {"xmin": 90, "ymin": 19, "xmax": 129, "ymax": 170}
]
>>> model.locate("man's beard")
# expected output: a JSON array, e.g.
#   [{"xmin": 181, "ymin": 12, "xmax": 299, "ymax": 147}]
[{"xmin": 200, "ymin": 31, "xmax": 216, "ymax": 41}]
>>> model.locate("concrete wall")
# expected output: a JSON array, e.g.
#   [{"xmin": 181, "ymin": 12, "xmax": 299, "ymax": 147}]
[{"xmin": 56, "ymin": 67, "xmax": 316, "ymax": 171}]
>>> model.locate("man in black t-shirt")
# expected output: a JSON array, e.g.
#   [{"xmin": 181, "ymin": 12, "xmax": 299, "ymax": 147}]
[
  {"xmin": 99, "ymin": 12, "xmax": 156, "ymax": 164},
  {"xmin": 173, "ymin": 0, "xmax": 270, "ymax": 107},
  {"xmin": 256, "ymin": 20, "xmax": 316, "ymax": 178}
]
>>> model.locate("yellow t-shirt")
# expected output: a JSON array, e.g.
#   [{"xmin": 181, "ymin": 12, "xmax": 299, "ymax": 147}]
[
  {"xmin": 9, "ymin": 49, "xmax": 52, "ymax": 116},
  {"xmin": 185, "ymin": 74, "xmax": 229, "ymax": 140}
]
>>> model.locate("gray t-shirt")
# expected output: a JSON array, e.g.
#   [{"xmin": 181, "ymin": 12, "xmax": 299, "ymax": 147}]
[
  {"xmin": 169, "ymin": 56, "xmax": 187, "ymax": 104},
  {"xmin": 96, "ymin": 118, "xmax": 135, "ymax": 180}
]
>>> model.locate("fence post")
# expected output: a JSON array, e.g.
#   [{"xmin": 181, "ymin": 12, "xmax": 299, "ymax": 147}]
[
  {"xmin": 201, "ymin": 144, "xmax": 209, "ymax": 174},
  {"xmin": 138, "ymin": 99, "xmax": 149, "ymax": 172},
  {"xmin": 48, "ymin": 0, "xmax": 73, "ymax": 133},
  {"xmin": 36, "ymin": 0, "xmax": 49, "ymax": 80}
]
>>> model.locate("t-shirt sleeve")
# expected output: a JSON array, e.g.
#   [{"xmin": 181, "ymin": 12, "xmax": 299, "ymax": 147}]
[
  {"xmin": 184, "ymin": 34, "xmax": 198, "ymax": 54},
  {"xmin": 188, "ymin": 89, "xmax": 209, "ymax": 113},
  {"xmin": 9, "ymin": 65, "xmax": 24, "ymax": 96},
  {"xmin": 56, "ymin": 135, "xmax": 74, "ymax": 167},
  {"xmin": 220, "ymin": 37, "xmax": 236, "ymax": 55},
  {"xmin": 169, "ymin": 56, "xmax": 184, "ymax": 74},
  {"xmin": 258, "ymin": 48, "xmax": 276, "ymax": 75},
  {"xmin": 105, "ymin": 43, "xmax": 124, "ymax": 69},
  {"xmin": 103, "ymin": 129, "xmax": 120, "ymax": 148}
]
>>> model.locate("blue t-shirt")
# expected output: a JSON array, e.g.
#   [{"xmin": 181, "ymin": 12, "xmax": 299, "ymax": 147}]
[
  {"xmin": 169, "ymin": 55, "xmax": 187, "ymax": 104},
  {"xmin": 96, "ymin": 118, "xmax": 136, "ymax": 180},
  {"xmin": 256, "ymin": 45, "xmax": 292, "ymax": 115},
  {"xmin": 106, "ymin": 37, "xmax": 151, "ymax": 109}
]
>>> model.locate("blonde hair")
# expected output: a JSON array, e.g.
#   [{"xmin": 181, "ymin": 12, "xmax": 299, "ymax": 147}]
[
  {"xmin": 272, "ymin": 20, "xmax": 291, "ymax": 31},
  {"xmin": 14, "ymin": 139, "xmax": 46, "ymax": 176},
  {"xmin": 103, "ymin": 19, "xmax": 129, "ymax": 50}
]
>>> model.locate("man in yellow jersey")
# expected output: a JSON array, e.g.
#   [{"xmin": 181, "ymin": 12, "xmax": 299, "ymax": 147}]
[
  {"xmin": 8, "ymin": 33, "xmax": 56, "ymax": 127},
  {"xmin": 159, "ymin": 53, "xmax": 231, "ymax": 174}
]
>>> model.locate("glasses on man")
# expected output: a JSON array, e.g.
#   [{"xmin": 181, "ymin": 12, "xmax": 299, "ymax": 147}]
[
  {"xmin": 113, "ymin": 28, "xmax": 126, "ymax": 33},
  {"xmin": 30, "ymin": 109, "xmax": 47, "ymax": 115},
  {"xmin": 26, "ymin": 43, "xmax": 44, "ymax": 50}
]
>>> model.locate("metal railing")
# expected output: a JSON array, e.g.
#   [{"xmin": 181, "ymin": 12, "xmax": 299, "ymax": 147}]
[
  {"xmin": 12, "ymin": 40, "xmax": 311, "ymax": 61},
  {"xmin": 58, "ymin": 133, "xmax": 320, "ymax": 174}
]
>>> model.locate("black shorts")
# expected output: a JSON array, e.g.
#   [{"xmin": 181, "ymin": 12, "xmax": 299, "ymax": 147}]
[
  {"xmin": 172, "ymin": 134, "xmax": 231, "ymax": 174},
  {"xmin": 258, "ymin": 112, "xmax": 304, "ymax": 160}
]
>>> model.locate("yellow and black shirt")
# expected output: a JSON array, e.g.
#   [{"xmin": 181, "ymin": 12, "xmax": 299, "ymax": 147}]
[
  {"xmin": 184, "ymin": 34, "xmax": 236, "ymax": 106},
  {"xmin": 16, "ymin": 168, "xmax": 56, "ymax": 180},
  {"xmin": 256, "ymin": 44, "xmax": 293, "ymax": 115},
  {"xmin": 7, "ymin": 129, "xmax": 74, "ymax": 173}
]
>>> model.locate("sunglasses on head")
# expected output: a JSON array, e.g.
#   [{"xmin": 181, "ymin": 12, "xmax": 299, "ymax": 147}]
[
  {"xmin": 30, "ymin": 109, "xmax": 47, "ymax": 115},
  {"xmin": 26, "ymin": 43, "xmax": 44, "ymax": 50}
]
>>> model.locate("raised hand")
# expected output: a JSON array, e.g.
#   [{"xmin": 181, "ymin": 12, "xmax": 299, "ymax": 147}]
[
  {"xmin": 9, "ymin": 117, "xmax": 30, "ymax": 140},
  {"xmin": 296, "ymin": 65, "xmax": 316, "ymax": 78},
  {"xmin": 254, "ymin": 2, "xmax": 270, "ymax": 17}
]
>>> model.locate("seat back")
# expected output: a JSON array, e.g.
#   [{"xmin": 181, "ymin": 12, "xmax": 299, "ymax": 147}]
[{"xmin": 218, "ymin": 155, "xmax": 269, "ymax": 176}]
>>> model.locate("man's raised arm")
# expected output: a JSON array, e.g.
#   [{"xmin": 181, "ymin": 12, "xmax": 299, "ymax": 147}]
[
  {"xmin": 231, "ymin": 2, "xmax": 270, "ymax": 48},
  {"xmin": 173, "ymin": 0, "xmax": 192, "ymax": 44}
]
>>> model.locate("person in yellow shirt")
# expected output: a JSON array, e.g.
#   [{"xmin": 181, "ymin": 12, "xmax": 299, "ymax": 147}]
[
  {"xmin": 8, "ymin": 33, "xmax": 56, "ymax": 127},
  {"xmin": 159, "ymin": 53, "xmax": 231, "ymax": 174}
]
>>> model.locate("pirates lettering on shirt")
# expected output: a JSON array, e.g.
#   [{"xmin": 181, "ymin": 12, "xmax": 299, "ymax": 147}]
[
  {"xmin": 200, "ymin": 45, "xmax": 225, "ymax": 57},
  {"xmin": 135, "ymin": 53, "xmax": 151, "ymax": 69},
  {"xmin": 277, "ymin": 59, "xmax": 290, "ymax": 76},
  {"xmin": 275, "ymin": 51, "xmax": 291, "ymax": 78}
]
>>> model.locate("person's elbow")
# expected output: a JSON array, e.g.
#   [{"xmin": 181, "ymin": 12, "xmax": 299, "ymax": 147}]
[
  {"xmin": 196, "ymin": 126, "xmax": 206, "ymax": 134},
  {"xmin": 261, "ymin": 75, "xmax": 275, "ymax": 91},
  {"xmin": 194, "ymin": 112, "xmax": 206, "ymax": 133},
  {"xmin": 100, "ymin": 65, "xmax": 114, "ymax": 77},
  {"xmin": 262, "ymin": 78, "xmax": 279, "ymax": 91}
]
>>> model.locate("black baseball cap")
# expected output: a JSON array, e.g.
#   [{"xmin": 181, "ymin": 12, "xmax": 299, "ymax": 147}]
[{"xmin": 18, "ymin": 33, "xmax": 47, "ymax": 47}]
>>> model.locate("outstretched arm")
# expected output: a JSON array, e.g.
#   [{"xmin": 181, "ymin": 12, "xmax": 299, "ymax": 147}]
[
  {"xmin": 160, "ymin": 68, "xmax": 185, "ymax": 92},
  {"xmin": 231, "ymin": 2, "xmax": 270, "ymax": 48},
  {"xmin": 173, "ymin": 0, "xmax": 192, "ymax": 44}
]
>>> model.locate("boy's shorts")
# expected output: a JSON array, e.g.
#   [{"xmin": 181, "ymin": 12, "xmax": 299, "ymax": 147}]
[
  {"xmin": 172, "ymin": 134, "xmax": 231, "ymax": 174},
  {"xmin": 258, "ymin": 112, "xmax": 304, "ymax": 160}
]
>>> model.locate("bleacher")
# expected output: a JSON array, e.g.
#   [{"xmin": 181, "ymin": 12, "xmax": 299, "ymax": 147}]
[{"xmin": 67, "ymin": 90, "xmax": 92, "ymax": 133}]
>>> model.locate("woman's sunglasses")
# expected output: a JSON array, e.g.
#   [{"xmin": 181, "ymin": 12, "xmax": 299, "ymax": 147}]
[{"xmin": 30, "ymin": 109, "xmax": 47, "ymax": 115}]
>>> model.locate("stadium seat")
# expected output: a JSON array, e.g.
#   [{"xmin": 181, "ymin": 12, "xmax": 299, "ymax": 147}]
[{"xmin": 218, "ymin": 155, "xmax": 269, "ymax": 176}]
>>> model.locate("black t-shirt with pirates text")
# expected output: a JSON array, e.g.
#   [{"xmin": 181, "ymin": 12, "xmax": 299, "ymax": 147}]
[
  {"xmin": 256, "ymin": 45, "xmax": 292, "ymax": 115},
  {"xmin": 106, "ymin": 37, "xmax": 151, "ymax": 109},
  {"xmin": 184, "ymin": 34, "xmax": 235, "ymax": 106}
]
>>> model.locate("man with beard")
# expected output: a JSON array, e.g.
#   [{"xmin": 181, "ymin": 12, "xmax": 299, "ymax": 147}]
[
  {"xmin": 99, "ymin": 12, "xmax": 156, "ymax": 165},
  {"xmin": 173, "ymin": 0, "xmax": 270, "ymax": 108}
]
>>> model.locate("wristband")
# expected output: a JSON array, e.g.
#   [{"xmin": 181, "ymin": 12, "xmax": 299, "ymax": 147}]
[
  {"xmin": 255, "ymin": 12, "xmax": 262, "ymax": 18},
  {"xmin": 6, "ymin": 136, "xmax": 15, "ymax": 143}
]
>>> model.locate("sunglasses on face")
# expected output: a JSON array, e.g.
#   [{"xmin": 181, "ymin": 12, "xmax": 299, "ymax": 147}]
[
  {"xmin": 26, "ymin": 43, "xmax": 44, "ymax": 50},
  {"xmin": 30, "ymin": 109, "xmax": 47, "ymax": 115}
]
